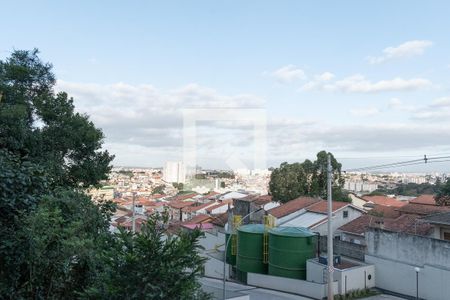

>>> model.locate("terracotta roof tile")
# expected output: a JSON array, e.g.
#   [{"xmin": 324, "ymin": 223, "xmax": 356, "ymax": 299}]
[
  {"xmin": 182, "ymin": 213, "xmax": 212, "ymax": 224},
  {"xmin": 181, "ymin": 201, "xmax": 215, "ymax": 213},
  {"xmin": 306, "ymin": 201, "xmax": 349, "ymax": 214},
  {"xmin": 268, "ymin": 197, "xmax": 321, "ymax": 218},
  {"xmin": 370, "ymin": 204, "xmax": 401, "ymax": 219},
  {"xmin": 238, "ymin": 194, "xmax": 273, "ymax": 206},
  {"xmin": 397, "ymin": 203, "xmax": 450, "ymax": 216},
  {"xmin": 383, "ymin": 214, "xmax": 432, "ymax": 236},
  {"xmin": 339, "ymin": 214, "xmax": 432, "ymax": 236},
  {"xmin": 338, "ymin": 214, "xmax": 381, "ymax": 235},
  {"xmin": 169, "ymin": 200, "xmax": 196, "ymax": 209},
  {"xmin": 362, "ymin": 195, "xmax": 407, "ymax": 207},
  {"xmin": 211, "ymin": 212, "xmax": 228, "ymax": 227},
  {"xmin": 410, "ymin": 194, "xmax": 436, "ymax": 206},
  {"xmin": 205, "ymin": 200, "xmax": 232, "ymax": 213}
]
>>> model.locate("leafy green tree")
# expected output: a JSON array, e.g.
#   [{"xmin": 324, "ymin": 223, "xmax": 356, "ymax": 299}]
[
  {"xmin": 269, "ymin": 151, "xmax": 349, "ymax": 203},
  {"xmin": 435, "ymin": 179, "xmax": 450, "ymax": 206},
  {"xmin": 172, "ymin": 182, "xmax": 184, "ymax": 190},
  {"xmin": 82, "ymin": 211, "xmax": 210, "ymax": 300},
  {"xmin": 20, "ymin": 190, "xmax": 114, "ymax": 299},
  {"xmin": 152, "ymin": 184, "xmax": 166, "ymax": 195},
  {"xmin": 0, "ymin": 49, "xmax": 114, "ymax": 188},
  {"xmin": 0, "ymin": 50, "xmax": 209, "ymax": 299}
]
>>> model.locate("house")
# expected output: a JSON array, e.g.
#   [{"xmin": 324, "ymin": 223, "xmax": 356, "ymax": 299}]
[
  {"xmin": 267, "ymin": 197, "xmax": 320, "ymax": 225},
  {"xmin": 181, "ymin": 201, "xmax": 217, "ymax": 220},
  {"xmin": 348, "ymin": 193, "xmax": 369, "ymax": 210},
  {"xmin": 232, "ymin": 194, "xmax": 278, "ymax": 224},
  {"xmin": 337, "ymin": 212, "xmax": 432, "ymax": 245},
  {"xmin": 218, "ymin": 191, "xmax": 248, "ymax": 201},
  {"xmin": 279, "ymin": 200, "xmax": 365, "ymax": 235},
  {"xmin": 205, "ymin": 199, "xmax": 233, "ymax": 215},
  {"xmin": 168, "ymin": 200, "xmax": 196, "ymax": 221},
  {"xmin": 423, "ymin": 211, "xmax": 450, "ymax": 241},
  {"xmin": 267, "ymin": 197, "xmax": 364, "ymax": 235}
]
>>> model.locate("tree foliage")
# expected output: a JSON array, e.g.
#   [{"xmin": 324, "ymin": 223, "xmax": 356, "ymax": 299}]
[
  {"xmin": 269, "ymin": 151, "xmax": 349, "ymax": 203},
  {"xmin": 0, "ymin": 49, "xmax": 114, "ymax": 188},
  {"xmin": 435, "ymin": 179, "xmax": 450, "ymax": 206},
  {"xmin": 372, "ymin": 182, "xmax": 439, "ymax": 197},
  {"xmin": 0, "ymin": 50, "xmax": 209, "ymax": 299},
  {"xmin": 82, "ymin": 211, "xmax": 210, "ymax": 300},
  {"xmin": 152, "ymin": 184, "xmax": 166, "ymax": 195}
]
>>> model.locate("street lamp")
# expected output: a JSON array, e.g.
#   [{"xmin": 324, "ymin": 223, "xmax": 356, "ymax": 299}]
[
  {"xmin": 222, "ymin": 208, "xmax": 263, "ymax": 300},
  {"xmin": 414, "ymin": 267, "xmax": 420, "ymax": 300}
]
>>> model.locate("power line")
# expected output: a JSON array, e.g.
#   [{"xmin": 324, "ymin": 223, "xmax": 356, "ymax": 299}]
[{"xmin": 344, "ymin": 155, "xmax": 450, "ymax": 172}]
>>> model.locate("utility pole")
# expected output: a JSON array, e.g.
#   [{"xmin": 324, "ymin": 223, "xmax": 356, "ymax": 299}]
[
  {"xmin": 327, "ymin": 154, "xmax": 334, "ymax": 299},
  {"xmin": 132, "ymin": 191, "xmax": 136, "ymax": 233}
]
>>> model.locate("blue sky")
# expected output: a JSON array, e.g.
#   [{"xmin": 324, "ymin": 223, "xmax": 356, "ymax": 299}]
[{"xmin": 2, "ymin": 1, "xmax": 450, "ymax": 171}]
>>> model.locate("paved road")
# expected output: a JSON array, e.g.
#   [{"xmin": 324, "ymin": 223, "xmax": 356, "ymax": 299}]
[{"xmin": 201, "ymin": 277, "xmax": 312, "ymax": 300}]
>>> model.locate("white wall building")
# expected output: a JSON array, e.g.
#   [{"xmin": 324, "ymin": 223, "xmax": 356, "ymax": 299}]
[{"xmin": 163, "ymin": 161, "xmax": 186, "ymax": 184}]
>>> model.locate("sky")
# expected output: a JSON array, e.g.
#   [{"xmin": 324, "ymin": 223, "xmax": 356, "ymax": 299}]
[{"xmin": 2, "ymin": 1, "xmax": 450, "ymax": 172}]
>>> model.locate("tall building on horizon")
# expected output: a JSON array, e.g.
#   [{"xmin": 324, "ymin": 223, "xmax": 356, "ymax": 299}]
[{"xmin": 163, "ymin": 161, "xmax": 186, "ymax": 184}]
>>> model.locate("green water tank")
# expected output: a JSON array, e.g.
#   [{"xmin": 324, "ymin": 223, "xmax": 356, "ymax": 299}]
[
  {"xmin": 268, "ymin": 226, "xmax": 316, "ymax": 280},
  {"xmin": 236, "ymin": 224, "xmax": 267, "ymax": 274},
  {"xmin": 236, "ymin": 268, "xmax": 247, "ymax": 284},
  {"xmin": 225, "ymin": 232, "xmax": 236, "ymax": 265}
]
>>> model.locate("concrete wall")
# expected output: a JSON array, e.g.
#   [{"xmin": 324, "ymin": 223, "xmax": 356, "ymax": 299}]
[
  {"xmin": 307, "ymin": 259, "xmax": 375, "ymax": 295},
  {"xmin": 319, "ymin": 236, "xmax": 366, "ymax": 261},
  {"xmin": 200, "ymin": 230, "xmax": 225, "ymax": 252},
  {"xmin": 422, "ymin": 264, "xmax": 450, "ymax": 300},
  {"xmin": 247, "ymin": 272, "xmax": 338, "ymax": 300},
  {"xmin": 203, "ymin": 253, "xmax": 229, "ymax": 279},
  {"xmin": 366, "ymin": 228, "xmax": 450, "ymax": 300},
  {"xmin": 339, "ymin": 232, "xmax": 365, "ymax": 245},
  {"xmin": 366, "ymin": 229, "xmax": 450, "ymax": 267}
]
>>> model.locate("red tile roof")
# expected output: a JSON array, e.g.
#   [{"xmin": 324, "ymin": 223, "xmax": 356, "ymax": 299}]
[
  {"xmin": 396, "ymin": 203, "xmax": 450, "ymax": 216},
  {"xmin": 238, "ymin": 194, "xmax": 273, "ymax": 206},
  {"xmin": 210, "ymin": 212, "xmax": 228, "ymax": 227},
  {"xmin": 306, "ymin": 201, "xmax": 350, "ymax": 214},
  {"xmin": 370, "ymin": 204, "xmax": 401, "ymax": 219},
  {"xmin": 338, "ymin": 214, "xmax": 432, "ymax": 236},
  {"xmin": 362, "ymin": 195, "xmax": 407, "ymax": 207},
  {"xmin": 205, "ymin": 200, "xmax": 232, "ymax": 213},
  {"xmin": 170, "ymin": 193, "xmax": 198, "ymax": 202},
  {"xmin": 268, "ymin": 197, "xmax": 321, "ymax": 218},
  {"xmin": 169, "ymin": 201, "xmax": 195, "ymax": 209},
  {"xmin": 383, "ymin": 214, "xmax": 432, "ymax": 236},
  {"xmin": 338, "ymin": 214, "xmax": 382, "ymax": 235},
  {"xmin": 410, "ymin": 194, "xmax": 436, "ymax": 206},
  {"xmin": 182, "ymin": 213, "xmax": 212, "ymax": 224},
  {"xmin": 182, "ymin": 201, "xmax": 215, "ymax": 213}
]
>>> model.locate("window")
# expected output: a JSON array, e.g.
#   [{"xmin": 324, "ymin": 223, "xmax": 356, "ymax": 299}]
[
  {"xmin": 343, "ymin": 210, "xmax": 349, "ymax": 218},
  {"xmin": 443, "ymin": 231, "xmax": 450, "ymax": 241}
]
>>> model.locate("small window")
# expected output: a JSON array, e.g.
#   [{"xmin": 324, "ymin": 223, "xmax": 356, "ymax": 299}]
[{"xmin": 343, "ymin": 210, "xmax": 349, "ymax": 218}]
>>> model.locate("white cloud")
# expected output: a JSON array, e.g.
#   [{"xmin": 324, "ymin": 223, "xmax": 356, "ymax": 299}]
[
  {"xmin": 301, "ymin": 75, "xmax": 432, "ymax": 93},
  {"xmin": 367, "ymin": 40, "xmax": 433, "ymax": 64},
  {"xmin": 271, "ymin": 65, "xmax": 306, "ymax": 83},
  {"xmin": 314, "ymin": 72, "xmax": 335, "ymax": 81},
  {"xmin": 350, "ymin": 107, "xmax": 380, "ymax": 117},
  {"xmin": 411, "ymin": 96, "xmax": 450, "ymax": 120},
  {"xmin": 431, "ymin": 97, "xmax": 450, "ymax": 107},
  {"xmin": 388, "ymin": 98, "xmax": 418, "ymax": 112}
]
